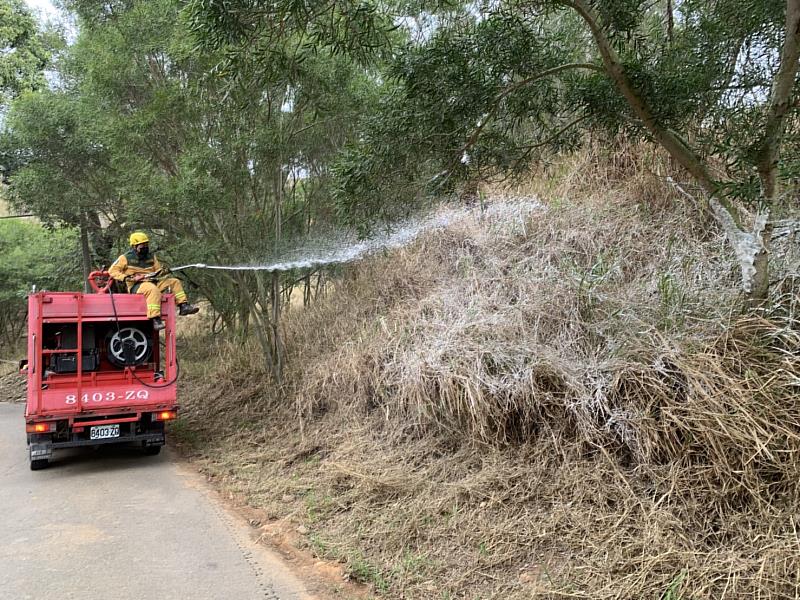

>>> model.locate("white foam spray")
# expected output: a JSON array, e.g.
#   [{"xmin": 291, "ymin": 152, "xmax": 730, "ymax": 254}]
[{"xmin": 171, "ymin": 207, "xmax": 466, "ymax": 274}]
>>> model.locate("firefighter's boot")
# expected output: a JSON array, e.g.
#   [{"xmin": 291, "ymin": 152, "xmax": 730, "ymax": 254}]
[
  {"xmin": 152, "ymin": 316, "xmax": 166, "ymax": 331},
  {"xmin": 178, "ymin": 303, "xmax": 199, "ymax": 316}
]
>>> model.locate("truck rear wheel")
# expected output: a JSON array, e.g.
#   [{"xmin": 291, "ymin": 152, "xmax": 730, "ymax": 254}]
[{"xmin": 30, "ymin": 459, "xmax": 49, "ymax": 470}]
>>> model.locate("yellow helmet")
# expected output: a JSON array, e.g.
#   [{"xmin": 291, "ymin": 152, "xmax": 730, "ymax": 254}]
[{"xmin": 129, "ymin": 231, "xmax": 149, "ymax": 246}]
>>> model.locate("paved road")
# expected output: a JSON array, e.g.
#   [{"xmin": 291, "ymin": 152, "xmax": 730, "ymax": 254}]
[{"xmin": 0, "ymin": 402, "xmax": 319, "ymax": 600}]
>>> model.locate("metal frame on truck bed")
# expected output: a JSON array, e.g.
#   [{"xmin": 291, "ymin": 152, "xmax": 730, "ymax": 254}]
[{"xmin": 22, "ymin": 272, "xmax": 179, "ymax": 470}]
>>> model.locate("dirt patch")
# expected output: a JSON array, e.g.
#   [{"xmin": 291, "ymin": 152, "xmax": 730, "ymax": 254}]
[
  {"xmin": 0, "ymin": 369, "xmax": 26, "ymax": 404},
  {"xmin": 173, "ymin": 452, "xmax": 372, "ymax": 599}
]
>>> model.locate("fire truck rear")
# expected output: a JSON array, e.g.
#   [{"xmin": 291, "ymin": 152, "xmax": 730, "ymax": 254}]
[{"xmin": 22, "ymin": 272, "xmax": 179, "ymax": 470}]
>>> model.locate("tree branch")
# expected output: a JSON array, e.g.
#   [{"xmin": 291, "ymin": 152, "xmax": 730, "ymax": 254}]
[
  {"xmin": 557, "ymin": 0, "xmax": 733, "ymax": 216},
  {"xmin": 460, "ymin": 62, "xmax": 603, "ymax": 157},
  {"xmin": 754, "ymin": 0, "xmax": 800, "ymax": 201},
  {"xmin": 511, "ymin": 113, "xmax": 590, "ymax": 152}
]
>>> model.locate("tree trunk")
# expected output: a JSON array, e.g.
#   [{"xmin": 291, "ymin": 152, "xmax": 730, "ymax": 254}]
[
  {"xmin": 315, "ymin": 271, "xmax": 325, "ymax": 300},
  {"xmin": 86, "ymin": 210, "xmax": 113, "ymax": 266},
  {"xmin": 565, "ymin": 0, "xmax": 800, "ymax": 303},
  {"xmin": 253, "ymin": 271, "xmax": 276, "ymax": 370},
  {"xmin": 666, "ymin": 0, "xmax": 674, "ymax": 43},
  {"xmin": 79, "ymin": 212, "xmax": 92, "ymax": 293},
  {"xmin": 750, "ymin": 226, "xmax": 772, "ymax": 306},
  {"xmin": 271, "ymin": 271, "xmax": 282, "ymax": 382},
  {"xmin": 749, "ymin": 0, "xmax": 800, "ymax": 305},
  {"xmin": 304, "ymin": 274, "xmax": 311, "ymax": 306},
  {"xmin": 710, "ymin": 199, "xmax": 771, "ymax": 305},
  {"xmin": 235, "ymin": 272, "xmax": 251, "ymax": 337},
  {"xmin": 271, "ymin": 163, "xmax": 284, "ymax": 383}
]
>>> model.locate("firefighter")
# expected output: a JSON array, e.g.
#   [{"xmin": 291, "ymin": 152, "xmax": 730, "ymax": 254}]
[{"xmin": 109, "ymin": 232, "xmax": 199, "ymax": 331}]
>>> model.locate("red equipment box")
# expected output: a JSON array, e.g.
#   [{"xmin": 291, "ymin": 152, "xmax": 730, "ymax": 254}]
[{"xmin": 22, "ymin": 272, "xmax": 179, "ymax": 470}]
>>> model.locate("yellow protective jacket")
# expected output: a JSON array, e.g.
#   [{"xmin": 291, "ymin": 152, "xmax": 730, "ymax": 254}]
[{"xmin": 108, "ymin": 249, "xmax": 164, "ymax": 292}]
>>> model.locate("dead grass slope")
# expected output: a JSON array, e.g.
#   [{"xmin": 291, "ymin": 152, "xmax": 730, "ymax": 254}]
[{"xmin": 176, "ymin": 147, "xmax": 800, "ymax": 599}]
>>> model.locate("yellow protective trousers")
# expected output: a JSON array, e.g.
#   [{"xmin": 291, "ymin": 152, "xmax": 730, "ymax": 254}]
[{"xmin": 134, "ymin": 277, "xmax": 188, "ymax": 318}]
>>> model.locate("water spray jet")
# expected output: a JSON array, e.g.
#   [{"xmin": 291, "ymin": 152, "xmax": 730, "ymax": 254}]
[{"xmin": 167, "ymin": 208, "xmax": 467, "ymax": 275}]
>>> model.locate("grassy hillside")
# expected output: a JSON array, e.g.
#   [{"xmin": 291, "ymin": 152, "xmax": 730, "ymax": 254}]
[{"xmin": 175, "ymin": 146, "xmax": 800, "ymax": 599}]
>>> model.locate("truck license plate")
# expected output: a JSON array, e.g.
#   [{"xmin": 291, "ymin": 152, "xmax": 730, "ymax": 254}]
[{"xmin": 90, "ymin": 424, "xmax": 120, "ymax": 440}]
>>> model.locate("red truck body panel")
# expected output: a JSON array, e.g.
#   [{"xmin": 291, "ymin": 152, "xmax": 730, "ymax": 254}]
[{"xmin": 25, "ymin": 291, "xmax": 178, "ymax": 423}]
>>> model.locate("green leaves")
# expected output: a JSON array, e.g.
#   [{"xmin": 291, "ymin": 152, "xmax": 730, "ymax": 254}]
[
  {"xmin": 1, "ymin": 0, "xmax": 390, "ymax": 328},
  {"xmin": 186, "ymin": 0, "xmax": 396, "ymax": 65},
  {"xmin": 0, "ymin": 219, "xmax": 81, "ymax": 299},
  {"xmin": 2, "ymin": 0, "xmax": 796, "ymax": 316},
  {"xmin": 0, "ymin": 219, "xmax": 81, "ymax": 346},
  {"xmin": 331, "ymin": 10, "xmax": 597, "ymax": 223},
  {"xmin": 335, "ymin": 0, "xmax": 800, "ymax": 215},
  {"xmin": 0, "ymin": 0, "xmax": 50, "ymax": 107}
]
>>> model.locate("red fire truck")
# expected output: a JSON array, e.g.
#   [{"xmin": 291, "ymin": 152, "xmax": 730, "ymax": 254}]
[{"xmin": 21, "ymin": 271, "xmax": 179, "ymax": 470}]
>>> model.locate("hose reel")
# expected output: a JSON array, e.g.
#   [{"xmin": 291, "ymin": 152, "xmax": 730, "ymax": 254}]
[{"xmin": 107, "ymin": 327, "xmax": 152, "ymax": 367}]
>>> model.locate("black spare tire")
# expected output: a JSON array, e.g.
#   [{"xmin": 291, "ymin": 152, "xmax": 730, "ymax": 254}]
[{"xmin": 106, "ymin": 326, "xmax": 152, "ymax": 367}]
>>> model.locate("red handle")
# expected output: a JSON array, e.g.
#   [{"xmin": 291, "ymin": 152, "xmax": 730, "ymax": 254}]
[{"xmin": 88, "ymin": 270, "xmax": 112, "ymax": 293}]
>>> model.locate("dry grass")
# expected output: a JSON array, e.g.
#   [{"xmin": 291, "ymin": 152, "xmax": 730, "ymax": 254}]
[{"xmin": 176, "ymin": 143, "xmax": 800, "ymax": 599}]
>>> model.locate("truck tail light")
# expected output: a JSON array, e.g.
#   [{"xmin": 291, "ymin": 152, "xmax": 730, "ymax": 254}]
[
  {"xmin": 153, "ymin": 410, "xmax": 177, "ymax": 421},
  {"xmin": 26, "ymin": 422, "xmax": 54, "ymax": 433}
]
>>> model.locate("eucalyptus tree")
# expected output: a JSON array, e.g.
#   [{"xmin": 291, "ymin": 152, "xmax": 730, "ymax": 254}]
[
  {"xmin": 388, "ymin": 0, "xmax": 800, "ymax": 303},
  {"xmin": 0, "ymin": 0, "xmax": 50, "ymax": 107},
  {"xmin": 0, "ymin": 1, "xmax": 121, "ymax": 285},
  {"xmin": 2, "ymin": 0, "xmax": 382, "ymax": 377},
  {"xmin": 1, "ymin": 91, "xmax": 120, "ymax": 285},
  {"xmin": 0, "ymin": 220, "xmax": 80, "ymax": 347},
  {"xmin": 191, "ymin": 0, "xmax": 800, "ymax": 303},
  {"xmin": 0, "ymin": 0, "xmax": 53, "ymax": 185},
  {"xmin": 156, "ymin": 38, "xmax": 379, "ymax": 376}
]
